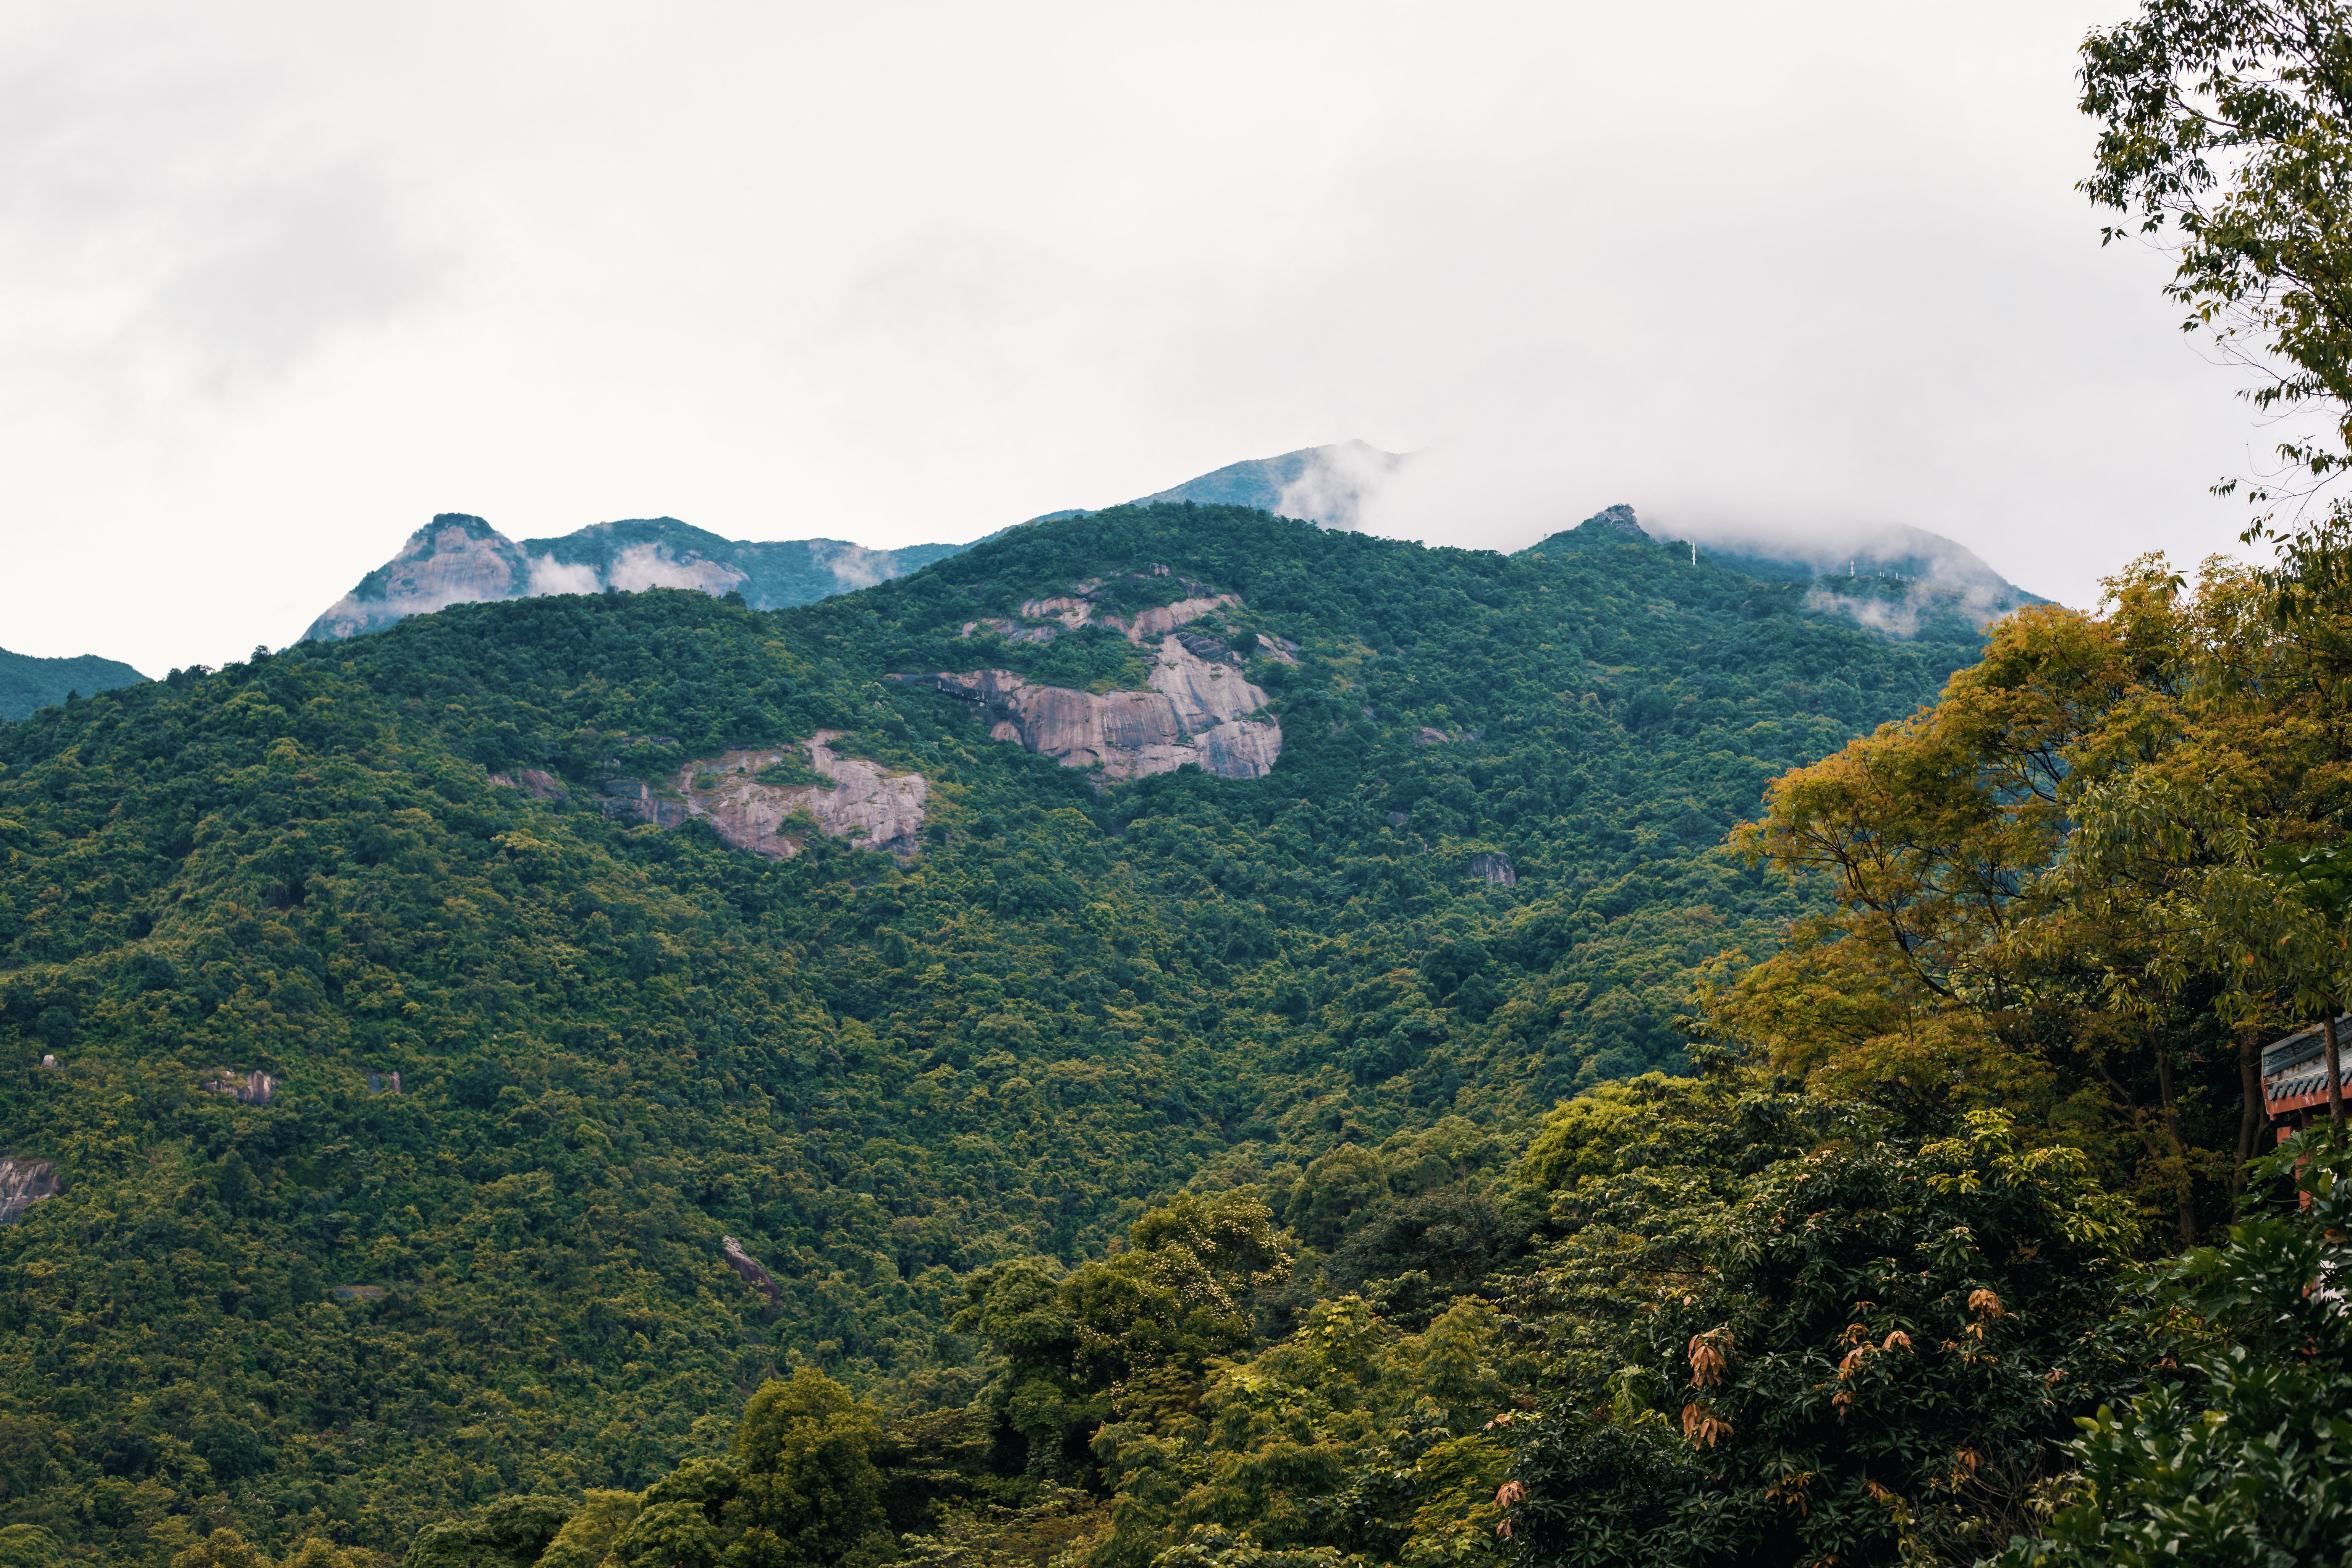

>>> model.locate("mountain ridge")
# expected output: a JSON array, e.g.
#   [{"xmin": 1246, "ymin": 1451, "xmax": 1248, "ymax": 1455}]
[
  {"xmin": 0, "ymin": 645, "xmax": 148, "ymax": 722},
  {"xmin": 303, "ymin": 515, "xmax": 970, "ymax": 643},
  {"xmin": 307, "ymin": 445, "xmax": 2044, "ymax": 651}
]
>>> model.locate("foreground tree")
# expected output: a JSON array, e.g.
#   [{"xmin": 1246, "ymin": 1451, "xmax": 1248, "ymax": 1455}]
[
  {"xmin": 2083, "ymin": 1, "xmax": 2352, "ymax": 502},
  {"xmin": 1706, "ymin": 558, "xmax": 2347, "ymax": 1234},
  {"xmin": 1996, "ymin": 1132, "xmax": 2352, "ymax": 1566},
  {"xmin": 1508, "ymin": 1112, "xmax": 2143, "ymax": 1568}
]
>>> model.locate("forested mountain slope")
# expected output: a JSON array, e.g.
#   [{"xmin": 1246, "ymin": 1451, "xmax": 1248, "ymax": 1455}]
[
  {"xmin": 0, "ymin": 504, "xmax": 1999, "ymax": 1563},
  {"xmin": 0, "ymin": 647, "xmax": 147, "ymax": 723}
]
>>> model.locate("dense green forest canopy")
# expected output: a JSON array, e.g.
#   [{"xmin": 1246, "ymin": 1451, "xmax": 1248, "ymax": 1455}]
[
  {"xmin": 0, "ymin": 647, "xmax": 147, "ymax": 724},
  {"xmin": 0, "ymin": 503, "xmax": 1999, "ymax": 1565}
]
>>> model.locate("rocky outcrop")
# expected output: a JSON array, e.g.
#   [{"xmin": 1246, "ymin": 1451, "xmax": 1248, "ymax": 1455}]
[
  {"xmin": 721, "ymin": 1235, "xmax": 783, "ymax": 1303},
  {"xmin": 0, "ymin": 1158, "xmax": 61, "ymax": 1225},
  {"xmin": 307, "ymin": 516, "xmax": 530, "ymax": 640},
  {"xmin": 202, "ymin": 1069, "xmax": 281, "ymax": 1105},
  {"xmin": 1253, "ymin": 633, "xmax": 1301, "ymax": 665},
  {"xmin": 1469, "ymin": 852, "xmax": 1517, "ymax": 886},
  {"xmin": 912, "ymin": 586, "xmax": 1284, "ymax": 784},
  {"xmin": 489, "ymin": 769, "xmax": 567, "ymax": 800},
  {"xmin": 367, "ymin": 1070, "xmax": 403, "ymax": 1095},
  {"xmin": 911, "ymin": 632, "xmax": 1280, "ymax": 783},
  {"xmin": 1016, "ymin": 589, "xmax": 1244, "ymax": 642},
  {"xmin": 639, "ymin": 734, "xmax": 928, "ymax": 859},
  {"xmin": 600, "ymin": 780, "xmax": 692, "ymax": 828},
  {"xmin": 330, "ymin": 1284, "xmax": 388, "ymax": 1302}
]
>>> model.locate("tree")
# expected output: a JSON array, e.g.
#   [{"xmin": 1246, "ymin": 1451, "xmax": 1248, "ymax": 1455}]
[
  {"xmin": 2082, "ymin": 1, "xmax": 2352, "ymax": 500},
  {"xmin": 2081, "ymin": 0, "xmax": 2352, "ymax": 609},
  {"xmin": 1996, "ymin": 1131, "xmax": 2352, "ymax": 1567},
  {"xmin": 956, "ymin": 1191, "xmax": 1294, "ymax": 1478},
  {"xmin": 1708, "ymin": 569, "xmax": 2298, "ymax": 1234},
  {"xmin": 406, "ymin": 1499, "xmax": 576, "ymax": 1568},
  {"xmin": 725, "ymin": 1371, "xmax": 890, "ymax": 1568},
  {"xmin": 1509, "ymin": 1113, "xmax": 2144, "ymax": 1568}
]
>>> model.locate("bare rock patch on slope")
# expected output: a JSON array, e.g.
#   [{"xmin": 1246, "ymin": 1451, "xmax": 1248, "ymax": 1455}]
[
  {"xmin": 605, "ymin": 733, "xmax": 929, "ymax": 859},
  {"xmin": 907, "ymin": 586, "xmax": 1283, "ymax": 783}
]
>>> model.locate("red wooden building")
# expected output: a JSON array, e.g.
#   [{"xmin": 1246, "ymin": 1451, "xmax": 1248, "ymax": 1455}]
[{"xmin": 2262, "ymin": 1019, "xmax": 2350, "ymax": 1140}]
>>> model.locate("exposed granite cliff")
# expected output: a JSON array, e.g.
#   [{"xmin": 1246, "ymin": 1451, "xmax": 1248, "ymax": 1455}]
[
  {"xmin": 721, "ymin": 1235, "xmax": 783, "ymax": 1304},
  {"xmin": 602, "ymin": 733, "xmax": 928, "ymax": 858},
  {"xmin": 1469, "ymin": 852, "xmax": 1518, "ymax": 886},
  {"xmin": 307, "ymin": 516, "xmax": 531, "ymax": 640},
  {"xmin": 488, "ymin": 769, "xmax": 568, "ymax": 801},
  {"xmin": 201, "ymin": 1069, "xmax": 282, "ymax": 1105},
  {"xmin": 0, "ymin": 1157, "xmax": 61, "ymax": 1225},
  {"xmin": 907, "ymin": 585, "xmax": 1282, "ymax": 783}
]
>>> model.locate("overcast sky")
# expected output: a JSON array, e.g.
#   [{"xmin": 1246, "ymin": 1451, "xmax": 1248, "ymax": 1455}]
[{"xmin": 0, "ymin": 0, "xmax": 2278, "ymax": 674}]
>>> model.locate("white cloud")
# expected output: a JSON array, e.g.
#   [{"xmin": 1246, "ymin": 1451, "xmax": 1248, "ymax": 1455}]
[
  {"xmin": 0, "ymin": 0, "xmax": 2273, "ymax": 673},
  {"xmin": 604, "ymin": 542, "xmax": 746, "ymax": 595},
  {"xmin": 526, "ymin": 556, "xmax": 602, "ymax": 596}
]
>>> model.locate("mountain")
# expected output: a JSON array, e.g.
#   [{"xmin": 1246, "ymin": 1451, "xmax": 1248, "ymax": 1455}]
[
  {"xmin": 303, "ymin": 515, "xmax": 971, "ymax": 642},
  {"xmin": 0, "ymin": 502, "xmax": 2011, "ymax": 1564},
  {"xmin": 1126, "ymin": 439, "xmax": 1407, "ymax": 526},
  {"xmin": 1029, "ymin": 440, "xmax": 1407, "ymax": 529},
  {"xmin": 1038, "ymin": 447, "xmax": 2042, "ymax": 629},
  {"xmin": 307, "ymin": 448, "xmax": 2036, "ymax": 660},
  {"xmin": 0, "ymin": 645, "xmax": 147, "ymax": 722},
  {"xmin": 1537, "ymin": 502, "xmax": 2046, "ymax": 632}
]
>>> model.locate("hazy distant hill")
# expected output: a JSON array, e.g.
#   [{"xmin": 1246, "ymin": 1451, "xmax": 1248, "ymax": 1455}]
[
  {"xmin": 1036, "ymin": 446, "xmax": 2043, "ymax": 625},
  {"xmin": 1530, "ymin": 502, "xmax": 2046, "ymax": 632},
  {"xmin": 0, "ymin": 645, "xmax": 146, "ymax": 721},
  {"xmin": 1127, "ymin": 439, "xmax": 1407, "ymax": 525},
  {"xmin": 1027, "ymin": 440, "xmax": 1406, "ymax": 528},
  {"xmin": 303, "ymin": 514, "xmax": 969, "ymax": 642}
]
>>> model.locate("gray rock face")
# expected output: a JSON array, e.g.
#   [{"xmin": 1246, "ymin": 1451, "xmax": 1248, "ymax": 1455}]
[
  {"xmin": 367, "ymin": 1070, "xmax": 403, "ymax": 1095},
  {"xmin": 488, "ymin": 769, "xmax": 568, "ymax": 801},
  {"xmin": 307, "ymin": 516, "xmax": 531, "ymax": 641},
  {"xmin": 914, "ymin": 637, "xmax": 1281, "ymax": 783},
  {"xmin": 909, "ymin": 589, "xmax": 1283, "ymax": 783},
  {"xmin": 600, "ymin": 780, "xmax": 692, "ymax": 829},
  {"xmin": 663, "ymin": 734, "xmax": 929, "ymax": 859},
  {"xmin": 201, "ymin": 1069, "xmax": 281, "ymax": 1105},
  {"xmin": 0, "ymin": 1157, "xmax": 61, "ymax": 1225},
  {"xmin": 721, "ymin": 1235, "xmax": 782, "ymax": 1304},
  {"xmin": 1469, "ymin": 852, "xmax": 1517, "ymax": 887}
]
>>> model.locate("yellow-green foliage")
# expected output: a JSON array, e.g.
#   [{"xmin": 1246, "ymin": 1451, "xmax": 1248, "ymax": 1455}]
[{"xmin": 0, "ymin": 506, "xmax": 1997, "ymax": 1563}]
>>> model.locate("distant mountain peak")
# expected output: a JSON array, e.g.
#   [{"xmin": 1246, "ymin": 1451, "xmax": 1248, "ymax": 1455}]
[
  {"xmin": 1030, "ymin": 440, "xmax": 1410, "ymax": 529},
  {"xmin": 304, "ymin": 515, "xmax": 970, "ymax": 643},
  {"xmin": 1577, "ymin": 503, "xmax": 1645, "ymax": 539},
  {"xmin": 1523, "ymin": 504, "xmax": 2045, "ymax": 633}
]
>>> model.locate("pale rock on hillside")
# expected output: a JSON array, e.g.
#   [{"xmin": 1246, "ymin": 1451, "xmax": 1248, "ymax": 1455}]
[{"xmin": 902, "ymin": 574, "xmax": 1284, "ymax": 784}]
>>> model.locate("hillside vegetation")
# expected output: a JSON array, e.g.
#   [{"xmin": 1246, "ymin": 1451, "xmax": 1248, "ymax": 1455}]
[
  {"xmin": 0, "ymin": 648, "xmax": 147, "ymax": 724},
  {"xmin": 0, "ymin": 505, "xmax": 1998, "ymax": 1563}
]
